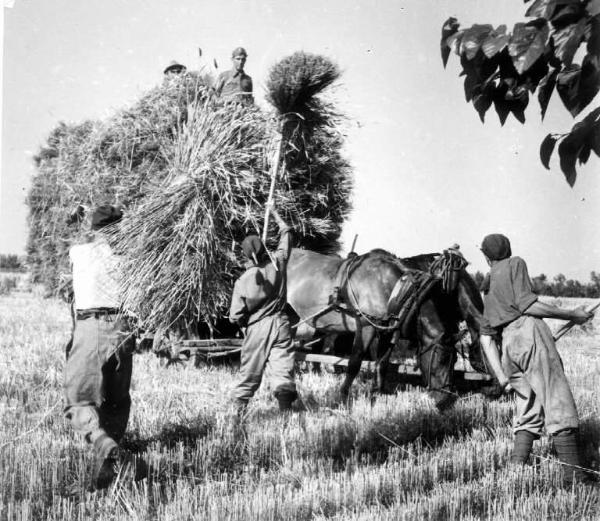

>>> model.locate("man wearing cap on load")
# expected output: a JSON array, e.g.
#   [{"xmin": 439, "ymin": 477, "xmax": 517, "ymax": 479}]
[
  {"xmin": 64, "ymin": 205, "xmax": 140, "ymax": 489},
  {"xmin": 215, "ymin": 47, "xmax": 254, "ymax": 105},
  {"xmin": 229, "ymin": 204, "xmax": 298, "ymax": 414},
  {"xmin": 478, "ymin": 233, "xmax": 593, "ymax": 485},
  {"xmin": 163, "ymin": 60, "xmax": 187, "ymax": 77}
]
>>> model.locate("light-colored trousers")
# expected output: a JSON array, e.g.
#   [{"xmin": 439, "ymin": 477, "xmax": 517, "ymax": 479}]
[
  {"xmin": 233, "ymin": 312, "xmax": 296, "ymax": 403},
  {"xmin": 502, "ymin": 315, "xmax": 579, "ymax": 436},
  {"xmin": 64, "ymin": 314, "xmax": 135, "ymax": 444}
]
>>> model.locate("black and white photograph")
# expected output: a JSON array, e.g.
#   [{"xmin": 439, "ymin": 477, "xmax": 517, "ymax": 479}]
[{"xmin": 1, "ymin": 0, "xmax": 599, "ymax": 518}]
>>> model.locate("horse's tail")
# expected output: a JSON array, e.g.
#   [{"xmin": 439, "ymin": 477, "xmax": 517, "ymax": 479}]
[{"xmin": 387, "ymin": 270, "xmax": 441, "ymax": 337}]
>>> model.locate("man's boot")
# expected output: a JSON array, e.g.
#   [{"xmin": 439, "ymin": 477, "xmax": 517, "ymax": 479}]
[
  {"xmin": 92, "ymin": 433, "xmax": 120, "ymax": 490},
  {"xmin": 552, "ymin": 429, "xmax": 587, "ymax": 485},
  {"xmin": 511, "ymin": 430, "xmax": 536, "ymax": 465}
]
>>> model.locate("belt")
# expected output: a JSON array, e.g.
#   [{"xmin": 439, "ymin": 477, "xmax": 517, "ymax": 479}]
[{"xmin": 76, "ymin": 308, "xmax": 121, "ymax": 320}]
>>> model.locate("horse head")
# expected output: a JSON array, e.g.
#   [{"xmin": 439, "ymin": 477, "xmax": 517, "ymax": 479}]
[{"xmin": 401, "ymin": 249, "xmax": 492, "ymax": 378}]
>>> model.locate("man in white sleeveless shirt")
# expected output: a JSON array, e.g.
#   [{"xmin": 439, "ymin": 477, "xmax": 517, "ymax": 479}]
[{"xmin": 64, "ymin": 205, "xmax": 138, "ymax": 489}]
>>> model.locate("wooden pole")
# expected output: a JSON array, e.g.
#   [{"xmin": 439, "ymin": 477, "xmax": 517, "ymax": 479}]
[
  {"xmin": 553, "ymin": 300, "xmax": 599, "ymax": 342},
  {"xmin": 262, "ymin": 130, "xmax": 284, "ymax": 245},
  {"xmin": 350, "ymin": 234, "xmax": 358, "ymax": 253}
]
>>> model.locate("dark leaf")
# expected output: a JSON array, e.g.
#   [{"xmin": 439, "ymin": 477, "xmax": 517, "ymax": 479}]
[
  {"xmin": 538, "ymin": 67, "xmax": 559, "ymax": 119},
  {"xmin": 586, "ymin": 16, "xmax": 600, "ymax": 57},
  {"xmin": 441, "ymin": 17, "xmax": 461, "ymax": 67},
  {"xmin": 510, "ymin": 91, "xmax": 529, "ymax": 123},
  {"xmin": 461, "ymin": 24, "xmax": 495, "ymax": 60},
  {"xmin": 509, "ymin": 22, "xmax": 550, "ymax": 74},
  {"xmin": 464, "ymin": 73, "xmax": 479, "ymax": 102},
  {"xmin": 578, "ymin": 142, "xmax": 592, "ymax": 163},
  {"xmin": 473, "ymin": 89, "xmax": 493, "ymax": 122},
  {"xmin": 591, "ymin": 121, "xmax": 600, "ymax": 156},
  {"xmin": 556, "ymin": 108, "xmax": 600, "ymax": 185},
  {"xmin": 556, "ymin": 64, "xmax": 581, "ymax": 116},
  {"xmin": 525, "ymin": 0, "xmax": 558, "ymax": 19},
  {"xmin": 551, "ymin": 3, "xmax": 585, "ymax": 28},
  {"xmin": 521, "ymin": 57, "xmax": 549, "ymax": 90},
  {"xmin": 540, "ymin": 133, "xmax": 559, "ymax": 168},
  {"xmin": 578, "ymin": 54, "xmax": 600, "ymax": 112},
  {"xmin": 558, "ymin": 136, "xmax": 579, "ymax": 185},
  {"xmin": 482, "ymin": 25, "xmax": 510, "ymax": 58},
  {"xmin": 552, "ymin": 18, "xmax": 587, "ymax": 66},
  {"xmin": 493, "ymin": 86, "xmax": 511, "ymax": 125}
]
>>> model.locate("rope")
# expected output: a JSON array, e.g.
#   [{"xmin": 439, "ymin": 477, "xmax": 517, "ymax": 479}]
[{"xmin": 430, "ymin": 249, "xmax": 468, "ymax": 294}]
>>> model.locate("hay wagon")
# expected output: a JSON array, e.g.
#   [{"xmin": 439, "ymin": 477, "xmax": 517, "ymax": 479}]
[{"xmin": 162, "ymin": 334, "xmax": 492, "ymax": 385}]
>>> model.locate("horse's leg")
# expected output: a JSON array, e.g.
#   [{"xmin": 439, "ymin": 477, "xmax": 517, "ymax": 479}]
[
  {"xmin": 417, "ymin": 299, "xmax": 458, "ymax": 411},
  {"xmin": 372, "ymin": 332, "xmax": 393, "ymax": 394},
  {"xmin": 340, "ymin": 322, "xmax": 368, "ymax": 399}
]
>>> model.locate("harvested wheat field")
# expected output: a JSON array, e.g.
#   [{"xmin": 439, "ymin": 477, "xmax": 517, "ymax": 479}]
[{"xmin": 1, "ymin": 291, "xmax": 598, "ymax": 520}]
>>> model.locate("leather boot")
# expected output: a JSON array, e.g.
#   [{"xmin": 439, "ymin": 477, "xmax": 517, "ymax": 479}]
[
  {"xmin": 276, "ymin": 390, "xmax": 298, "ymax": 412},
  {"xmin": 552, "ymin": 429, "xmax": 587, "ymax": 485},
  {"xmin": 92, "ymin": 433, "xmax": 120, "ymax": 490},
  {"xmin": 511, "ymin": 430, "xmax": 536, "ymax": 465}
]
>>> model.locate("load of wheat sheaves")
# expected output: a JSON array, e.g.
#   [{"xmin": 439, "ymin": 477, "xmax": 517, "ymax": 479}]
[{"xmin": 27, "ymin": 52, "xmax": 353, "ymax": 335}]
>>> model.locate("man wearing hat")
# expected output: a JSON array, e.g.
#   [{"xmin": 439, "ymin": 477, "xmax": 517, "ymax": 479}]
[
  {"xmin": 163, "ymin": 60, "xmax": 187, "ymax": 76},
  {"xmin": 229, "ymin": 204, "xmax": 298, "ymax": 414},
  {"xmin": 477, "ymin": 233, "xmax": 593, "ymax": 485},
  {"xmin": 215, "ymin": 47, "xmax": 254, "ymax": 105},
  {"xmin": 64, "ymin": 205, "xmax": 139, "ymax": 489}
]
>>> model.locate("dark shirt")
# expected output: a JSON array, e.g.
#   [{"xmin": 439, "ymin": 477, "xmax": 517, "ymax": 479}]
[
  {"xmin": 229, "ymin": 227, "xmax": 291, "ymax": 327},
  {"xmin": 481, "ymin": 256, "xmax": 538, "ymax": 335},
  {"xmin": 215, "ymin": 69, "xmax": 254, "ymax": 104}
]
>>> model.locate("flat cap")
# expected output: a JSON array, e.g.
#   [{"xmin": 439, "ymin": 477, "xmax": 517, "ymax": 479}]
[{"xmin": 231, "ymin": 47, "xmax": 248, "ymax": 58}]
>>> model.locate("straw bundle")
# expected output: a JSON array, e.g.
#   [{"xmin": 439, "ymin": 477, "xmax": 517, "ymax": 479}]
[
  {"xmin": 27, "ymin": 53, "xmax": 353, "ymax": 334},
  {"xmin": 26, "ymin": 73, "xmax": 209, "ymax": 291}
]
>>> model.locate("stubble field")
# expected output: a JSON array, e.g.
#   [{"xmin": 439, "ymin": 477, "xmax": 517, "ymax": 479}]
[{"xmin": 0, "ymin": 289, "xmax": 599, "ymax": 520}]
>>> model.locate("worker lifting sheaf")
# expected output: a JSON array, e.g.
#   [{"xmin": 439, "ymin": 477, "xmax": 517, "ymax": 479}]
[{"xmin": 228, "ymin": 203, "xmax": 300, "ymax": 416}]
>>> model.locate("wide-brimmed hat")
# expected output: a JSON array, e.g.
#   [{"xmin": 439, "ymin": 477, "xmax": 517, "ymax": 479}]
[
  {"xmin": 163, "ymin": 60, "xmax": 187, "ymax": 75},
  {"xmin": 91, "ymin": 205, "xmax": 123, "ymax": 230}
]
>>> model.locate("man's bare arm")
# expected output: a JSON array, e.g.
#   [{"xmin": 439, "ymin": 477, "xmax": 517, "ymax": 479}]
[{"xmin": 480, "ymin": 335, "xmax": 511, "ymax": 391}]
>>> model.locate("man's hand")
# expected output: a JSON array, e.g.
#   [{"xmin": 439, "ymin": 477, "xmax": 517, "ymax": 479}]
[{"xmin": 570, "ymin": 306, "xmax": 594, "ymax": 325}]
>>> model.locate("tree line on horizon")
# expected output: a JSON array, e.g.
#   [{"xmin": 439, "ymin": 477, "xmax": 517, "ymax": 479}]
[{"xmin": 471, "ymin": 270, "xmax": 600, "ymax": 298}]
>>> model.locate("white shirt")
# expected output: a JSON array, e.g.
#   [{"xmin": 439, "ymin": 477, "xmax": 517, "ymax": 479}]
[{"xmin": 69, "ymin": 238, "xmax": 122, "ymax": 310}]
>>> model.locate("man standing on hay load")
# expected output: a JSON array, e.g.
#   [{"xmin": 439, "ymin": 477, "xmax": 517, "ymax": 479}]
[
  {"xmin": 64, "ymin": 205, "xmax": 143, "ymax": 489},
  {"xmin": 215, "ymin": 46, "xmax": 254, "ymax": 105},
  {"xmin": 229, "ymin": 204, "xmax": 299, "ymax": 414},
  {"xmin": 478, "ymin": 234, "xmax": 594, "ymax": 485}
]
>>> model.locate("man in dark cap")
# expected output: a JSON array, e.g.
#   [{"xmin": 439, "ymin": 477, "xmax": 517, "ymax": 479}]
[
  {"xmin": 478, "ymin": 233, "xmax": 593, "ymax": 485},
  {"xmin": 163, "ymin": 60, "xmax": 187, "ymax": 76},
  {"xmin": 229, "ymin": 203, "xmax": 298, "ymax": 415},
  {"xmin": 65, "ymin": 205, "xmax": 140, "ymax": 489},
  {"xmin": 214, "ymin": 47, "xmax": 254, "ymax": 105}
]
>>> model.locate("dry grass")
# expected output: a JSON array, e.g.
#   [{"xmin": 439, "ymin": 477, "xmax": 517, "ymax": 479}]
[{"xmin": 0, "ymin": 294, "xmax": 598, "ymax": 520}]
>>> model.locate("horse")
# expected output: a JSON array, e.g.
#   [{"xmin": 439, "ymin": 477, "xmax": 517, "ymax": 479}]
[
  {"xmin": 399, "ymin": 250, "xmax": 491, "ymax": 376},
  {"xmin": 286, "ymin": 247, "xmax": 461, "ymax": 410}
]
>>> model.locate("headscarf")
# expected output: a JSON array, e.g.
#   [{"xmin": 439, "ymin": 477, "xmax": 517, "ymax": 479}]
[{"xmin": 480, "ymin": 234, "xmax": 512, "ymax": 261}]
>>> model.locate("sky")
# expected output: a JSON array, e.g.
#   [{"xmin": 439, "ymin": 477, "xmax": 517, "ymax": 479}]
[{"xmin": 1, "ymin": 0, "xmax": 599, "ymax": 280}]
